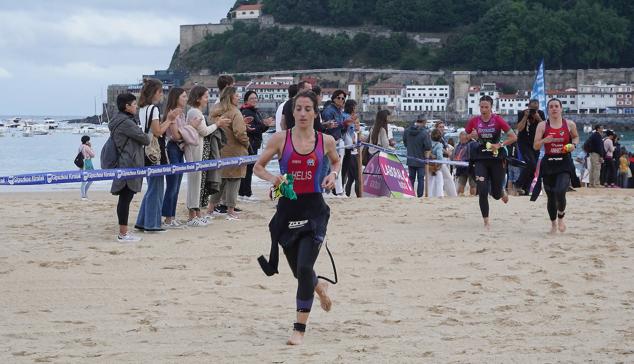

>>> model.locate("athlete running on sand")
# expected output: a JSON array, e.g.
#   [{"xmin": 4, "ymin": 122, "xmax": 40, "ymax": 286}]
[{"xmin": 254, "ymin": 90, "xmax": 340, "ymax": 345}]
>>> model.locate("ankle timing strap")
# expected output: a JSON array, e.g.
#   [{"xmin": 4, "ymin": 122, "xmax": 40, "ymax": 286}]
[
  {"xmin": 293, "ymin": 322, "xmax": 306, "ymax": 332},
  {"xmin": 558, "ymin": 211, "xmax": 565, "ymax": 219}
]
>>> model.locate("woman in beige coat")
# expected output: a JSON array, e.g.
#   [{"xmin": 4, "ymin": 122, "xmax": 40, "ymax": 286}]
[{"xmin": 209, "ymin": 86, "xmax": 249, "ymax": 220}]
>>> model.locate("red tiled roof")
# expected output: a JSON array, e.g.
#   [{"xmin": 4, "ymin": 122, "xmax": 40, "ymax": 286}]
[{"xmin": 236, "ymin": 4, "xmax": 262, "ymax": 11}]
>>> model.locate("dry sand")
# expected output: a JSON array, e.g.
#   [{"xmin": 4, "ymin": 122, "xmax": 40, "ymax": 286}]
[{"xmin": 1, "ymin": 187, "xmax": 633, "ymax": 363}]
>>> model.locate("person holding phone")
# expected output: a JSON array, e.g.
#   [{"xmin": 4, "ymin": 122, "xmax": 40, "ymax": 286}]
[
  {"xmin": 239, "ymin": 91, "xmax": 274, "ymax": 201},
  {"xmin": 515, "ymin": 99, "xmax": 545, "ymax": 195}
]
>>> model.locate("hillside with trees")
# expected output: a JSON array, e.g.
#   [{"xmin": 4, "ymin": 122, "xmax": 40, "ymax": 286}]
[{"xmin": 172, "ymin": 0, "xmax": 633, "ymax": 73}]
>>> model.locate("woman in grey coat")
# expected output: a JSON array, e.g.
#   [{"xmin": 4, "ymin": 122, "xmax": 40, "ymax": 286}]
[{"xmin": 110, "ymin": 93, "xmax": 151, "ymax": 242}]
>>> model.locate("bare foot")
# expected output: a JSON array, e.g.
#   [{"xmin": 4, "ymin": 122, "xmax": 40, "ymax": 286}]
[
  {"xmin": 287, "ymin": 330, "xmax": 304, "ymax": 345},
  {"xmin": 549, "ymin": 222, "xmax": 557, "ymax": 235},
  {"xmin": 315, "ymin": 280, "xmax": 332, "ymax": 312},
  {"xmin": 483, "ymin": 217, "xmax": 490, "ymax": 231},
  {"xmin": 557, "ymin": 218, "xmax": 566, "ymax": 233},
  {"xmin": 501, "ymin": 193, "xmax": 509, "ymax": 204}
]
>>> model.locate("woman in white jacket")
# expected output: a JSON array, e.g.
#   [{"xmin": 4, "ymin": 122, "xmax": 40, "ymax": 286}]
[{"xmin": 183, "ymin": 85, "xmax": 230, "ymax": 226}]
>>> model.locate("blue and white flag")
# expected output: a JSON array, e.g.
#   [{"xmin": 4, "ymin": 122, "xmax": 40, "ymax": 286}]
[{"xmin": 531, "ymin": 59, "xmax": 547, "ymax": 118}]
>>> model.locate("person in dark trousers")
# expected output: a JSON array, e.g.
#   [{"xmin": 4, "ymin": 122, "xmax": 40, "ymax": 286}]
[
  {"xmin": 403, "ymin": 118, "xmax": 432, "ymax": 197},
  {"xmin": 239, "ymin": 91, "xmax": 274, "ymax": 201},
  {"xmin": 109, "ymin": 93, "xmax": 152, "ymax": 242},
  {"xmin": 515, "ymin": 99, "xmax": 545, "ymax": 195}
]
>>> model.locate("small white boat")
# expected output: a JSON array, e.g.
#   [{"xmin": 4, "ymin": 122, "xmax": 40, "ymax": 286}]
[
  {"xmin": 7, "ymin": 117, "xmax": 22, "ymax": 128},
  {"xmin": 72, "ymin": 125, "xmax": 97, "ymax": 135},
  {"xmin": 22, "ymin": 125, "xmax": 34, "ymax": 137},
  {"xmin": 32, "ymin": 124, "xmax": 50, "ymax": 135},
  {"xmin": 43, "ymin": 117, "xmax": 59, "ymax": 129}
]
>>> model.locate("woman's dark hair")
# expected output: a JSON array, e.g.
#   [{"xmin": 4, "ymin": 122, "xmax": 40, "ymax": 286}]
[
  {"xmin": 547, "ymin": 98, "xmax": 563, "ymax": 108},
  {"xmin": 344, "ymin": 99, "xmax": 357, "ymax": 114},
  {"xmin": 288, "ymin": 84, "xmax": 299, "ymax": 98},
  {"xmin": 138, "ymin": 78, "xmax": 163, "ymax": 107},
  {"xmin": 81, "ymin": 135, "xmax": 90, "ymax": 144},
  {"xmin": 371, "ymin": 109, "xmax": 390, "ymax": 144},
  {"xmin": 163, "ymin": 87, "xmax": 186, "ymax": 121},
  {"xmin": 312, "ymin": 85, "xmax": 322, "ymax": 96},
  {"xmin": 292, "ymin": 90, "xmax": 319, "ymax": 112},
  {"xmin": 188, "ymin": 85, "xmax": 209, "ymax": 108},
  {"xmin": 331, "ymin": 89, "xmax": 347, "ymax": 101},
  {"xmin": 217, "ymin": 75, "xmax": 234, "ymax": 91},
  {"xmin": 244, "ymin": 90, "xmax": 257, "ymax": 103},
  {"xmin": 431, "ymin": 128, "xmax": 442, "ymax": 141},
  {"xmin": 479, "ymin": 95, "xmax": 494, "ymax": 106},
  {"xmin": 594, "ymin": 124, "xmax": 603, "ymax": 131},
  {"xmin": 116, "ymin": 93, "xmax": 136, "ymax": 112}
]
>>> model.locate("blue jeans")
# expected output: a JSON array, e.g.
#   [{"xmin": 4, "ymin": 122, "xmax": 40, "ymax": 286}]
[
  {"xmin": 162, "ymin": 142, "xmax": 184, "ymax": 218},
  {"xmin": 80, "ymin": 159, "xmax": 94, "ymax": 198},
  {"xmin": 408, "ymin": 166, "xmax": 425, "ymax": 197},
  {"xmin": 136, "ymin": 175, "xmax": 164, "ymax": 230}
]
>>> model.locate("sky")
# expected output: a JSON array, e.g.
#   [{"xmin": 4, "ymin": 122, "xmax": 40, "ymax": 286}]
[{"xmin": 0, "ymin": 0, "xmax": 235, "ymax": 116}]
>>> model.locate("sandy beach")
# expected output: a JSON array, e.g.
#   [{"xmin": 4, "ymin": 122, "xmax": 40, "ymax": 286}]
[{"xmin": 1, "ymin": 187, "xmax": 633, "ymax": 363}]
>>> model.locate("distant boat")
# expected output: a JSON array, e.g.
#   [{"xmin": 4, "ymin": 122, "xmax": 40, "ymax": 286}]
[
  {"xmin": 7, "ymin": 117, "xmax": 21, "ymax": 128},
  {"xmin": 72, "ymin": 125, "xmax": 97, "ymax": 135},
  {"xmin": 22, "ymin": 125, "xmax": 34, "ymax": 137},
  {"xmin": 43, "ymin": 117, "xmax": 59, "ymax": 129},
  {"xmin": 32, "ymin": 124, "xmax": 50, "ymax": 135}
]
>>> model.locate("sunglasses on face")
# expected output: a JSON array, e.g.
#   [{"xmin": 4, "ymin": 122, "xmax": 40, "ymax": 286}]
[{"xmin": 336, "ymin": 96, "xmax": 346, "ymax": 100}]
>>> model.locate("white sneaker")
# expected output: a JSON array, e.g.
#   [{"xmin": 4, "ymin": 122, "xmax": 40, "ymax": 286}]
[
  {"xmin": 186, "ymin": 218, "xmax": 207, "ymax": 227},
  {"xmin": 117, "ymin": 233, "xmax": 141, "ymax": 243},
  {"xmin": 81, "ymin": 197, "xmax": 88, "ymax": 201},
  {"xmin": 245, "ymin": 195, "xmax": 260, "ymax": 202}
]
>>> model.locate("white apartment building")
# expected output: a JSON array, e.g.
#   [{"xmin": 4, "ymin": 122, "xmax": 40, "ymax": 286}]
[
  {"xmin": 367, "ymin": 83, "xmax": 402, "ymax": 111},
  {"xmin": 577, "ymin": 84, "xmax": 618, "ymax": 114},
  {"xmin": 400, "ymin": 85, "xmax": 449, "ymax": 112},
  {"xmin": 497, "ymin": 94, "xmax": 529, "ymax": 115},
  {"xmin": 467, "ymin": 83, "xmax": 500, "ymax": 115},
  {"xmin": 546, "ymin": 88, "xmax": 578, "ymax": 113}
]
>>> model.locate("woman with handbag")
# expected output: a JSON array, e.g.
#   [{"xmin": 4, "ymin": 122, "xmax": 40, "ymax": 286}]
[
  {"xmin": 109, "ymin": 93, "xmax": 151, "ymax": 242},
  {"xmin": 134, "ymin": 78, "xmax": 177, "ymax": 232},
  {"xmin": 78, "ymin": 135, "xmax": 95, "ymax": 201},
  {"xmin": 184, "ymin": 85, "xmax": 230, "ymax": 226},
  {"xmin": 209, "ymin": 86, "xmax": 250, "ymax": 220}
]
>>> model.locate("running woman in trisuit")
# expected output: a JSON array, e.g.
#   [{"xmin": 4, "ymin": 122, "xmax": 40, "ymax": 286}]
[
  {"xmin": 465, "ymin": 95, "xmax": 517, "ymax": 229},
  {"xmin": 533, "ymin": 98, "xmax": 579, "ymax": 234},
  {"xmin": 254, "ymin": 90, "xmax": 340, "ymax": 345}
]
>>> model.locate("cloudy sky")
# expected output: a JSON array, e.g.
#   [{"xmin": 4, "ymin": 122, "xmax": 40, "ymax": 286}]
[{"xmin": 0, "ymin": 0, "xmax": 235, "ymax": 116}]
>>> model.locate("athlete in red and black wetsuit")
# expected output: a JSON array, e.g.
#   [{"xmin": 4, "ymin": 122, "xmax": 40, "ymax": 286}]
[
  {"xmin": 465, "ymin": 95, "xmax": 517, "ymax": 229},
  {"xmin": 254, "ymin": 90, "xmax": 341, "ymax": 346},
  {"xmin": 533, "ymin": 98, "xmax": 580, "ymax": 234}
]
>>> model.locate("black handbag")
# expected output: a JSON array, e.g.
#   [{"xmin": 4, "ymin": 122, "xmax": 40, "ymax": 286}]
[{"xmin": 74, "ymin": 151, "xmax": 84, "ymax": 169}]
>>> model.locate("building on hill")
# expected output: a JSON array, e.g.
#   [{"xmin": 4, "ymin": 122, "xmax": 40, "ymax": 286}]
[
  {"xmin": 400, "ymin": 85, "xmax": 449, "ymax": 112},
  {"xmin": 367, "ymin": 83, "xmax": 402, "ymax": 112},
  {"xmin": 232, "ymin": 4, "xmax": 263, "ymax": 20}
]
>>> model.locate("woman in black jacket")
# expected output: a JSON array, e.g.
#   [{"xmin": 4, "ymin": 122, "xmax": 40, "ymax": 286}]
[{"xmin": 239, "ymin": 91, "xmax": 274, "ymax": 201}]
